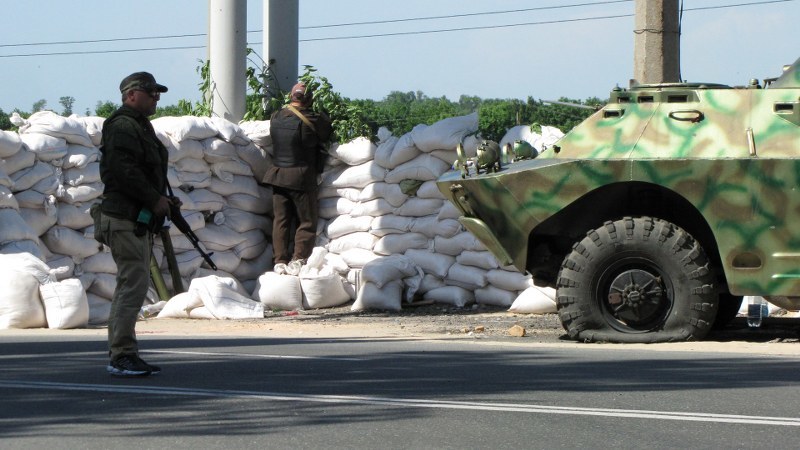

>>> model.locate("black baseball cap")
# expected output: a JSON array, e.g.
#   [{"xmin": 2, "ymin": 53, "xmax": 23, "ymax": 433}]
[{"xmin": 119, "ymin": 72, "xmax": 168, "ymax": 94}]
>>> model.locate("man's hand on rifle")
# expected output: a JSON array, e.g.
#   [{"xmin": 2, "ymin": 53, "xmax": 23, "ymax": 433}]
[{"xmin": 153, "ymin": 195, "xmax": 173, "ymax": 219}]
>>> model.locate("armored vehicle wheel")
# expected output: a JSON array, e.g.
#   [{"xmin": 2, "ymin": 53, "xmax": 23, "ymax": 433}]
[{"xmin": 556, "ymin": 217, "xmax": 717, "ymax": 343}]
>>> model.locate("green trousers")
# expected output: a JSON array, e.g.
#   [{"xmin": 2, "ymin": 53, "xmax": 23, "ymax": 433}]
[{"xmin": 100, "ymin": 213, "xmax": 152, "ymax": 361}]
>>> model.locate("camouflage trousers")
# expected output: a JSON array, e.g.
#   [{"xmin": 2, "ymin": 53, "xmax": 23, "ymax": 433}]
[{"xmin": 99, "ymin": 213, "xmax": 153, "ymax": 361}]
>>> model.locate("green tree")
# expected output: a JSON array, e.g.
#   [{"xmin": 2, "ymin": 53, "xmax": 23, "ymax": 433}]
[
  {"xmin": 59, "ymin": 96, "xmax": 75, "ymax": 116},
  {"xmin": 0, "ymin": 108, "xmax": 11, "ymax": 130},
  {"xmin": 94, "ymin": 101, "xmax": 117, "ymax": 118},
  {"xmin": 32, "ymin": 99, "xmax": 47, "ymax": 113}
]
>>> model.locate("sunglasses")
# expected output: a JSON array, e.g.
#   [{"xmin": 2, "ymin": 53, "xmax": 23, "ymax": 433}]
[{"xmin": 134, "ymin": 89, "xmax": 160, "ymax": 100}]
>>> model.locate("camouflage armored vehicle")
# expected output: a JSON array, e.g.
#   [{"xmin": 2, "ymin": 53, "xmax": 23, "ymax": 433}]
[{"xmin": 437, "ymin": 57, "xmax": 800, "ymax": 343}]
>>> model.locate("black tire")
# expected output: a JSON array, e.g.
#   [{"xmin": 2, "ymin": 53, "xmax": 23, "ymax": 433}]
[
  {"xmin": 713, "ymin": 293, "xmax": 743, "ymax": 329},
  {"xmin": 556, "ymin": 217, "xmax": 717, "ymax": 343}
]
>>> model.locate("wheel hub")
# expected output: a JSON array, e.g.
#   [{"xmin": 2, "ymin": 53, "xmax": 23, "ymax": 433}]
[{"xmin": 606, "ymin": 268, "xmax": 666, "ymax": 327}]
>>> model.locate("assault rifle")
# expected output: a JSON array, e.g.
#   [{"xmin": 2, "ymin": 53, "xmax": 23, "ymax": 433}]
[{"xmin": 167, "ymin": 184, "xmax": 217, "ymax": 271}]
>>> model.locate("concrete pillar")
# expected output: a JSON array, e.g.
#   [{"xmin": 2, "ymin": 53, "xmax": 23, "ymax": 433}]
[
  {"xmin": 633, "ymin": 0, "xmax": 681, "ymax": 85},
  {"xmin": 208, "ymin": 0, "xmax": 247, "ymax": 122},
  {"xmin": 263, "ymin": 0, "xmax": 299, "ymax": 95}
]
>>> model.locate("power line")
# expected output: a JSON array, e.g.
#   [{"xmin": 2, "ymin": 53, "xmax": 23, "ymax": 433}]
[
  {"xmin": 300, "ymin": 0, "xmax": 633, "ymax": 29},
  {"xmin": 0, "ymin": 0, "xmax": 794, "ymax": 57}
]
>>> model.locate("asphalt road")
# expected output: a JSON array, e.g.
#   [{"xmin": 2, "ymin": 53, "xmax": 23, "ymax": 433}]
[{"xmin": 1, "ymin": 325, "xmax": 799, "ymax": 449}]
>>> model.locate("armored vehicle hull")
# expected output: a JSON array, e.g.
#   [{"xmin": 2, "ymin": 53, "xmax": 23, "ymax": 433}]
[{"xmin": 437, "ymin": 57, "xmax": 800, "ymax": 343}]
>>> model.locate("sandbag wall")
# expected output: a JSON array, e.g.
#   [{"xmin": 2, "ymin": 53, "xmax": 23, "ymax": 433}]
[{"xmin": 1, "ymin": 110, "xmax": 561, "ymax": 328}]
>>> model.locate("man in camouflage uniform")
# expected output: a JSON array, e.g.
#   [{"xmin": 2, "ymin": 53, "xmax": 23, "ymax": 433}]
[
  {"xmin": 263, "ymin": 82, "xmax": 332, "ymax": 276},
  {"xmin": 95, "ymin": 72, "xmax": 176, "ymax": 376}
]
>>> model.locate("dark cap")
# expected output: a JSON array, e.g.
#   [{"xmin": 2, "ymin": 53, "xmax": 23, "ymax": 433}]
[
  {"xmin": 119, "ymin": 72, "xmax": 168, "ymax": 94},
  {"xmin": 291, "ymin": 82, "xmax": 311, "ymax": 103}
]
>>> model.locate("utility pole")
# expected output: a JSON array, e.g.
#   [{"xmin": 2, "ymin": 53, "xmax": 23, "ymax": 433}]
[
  {"xmin": 263, "ymin": 0, "xmax": 299, "ymax": 96},
  {"xmin": 208, "ymin": 0, "xmax": 247, "ymax": 122},
  {"xmin": 633, "ymin": 0, "xmax": 681, "ymax": 85}
]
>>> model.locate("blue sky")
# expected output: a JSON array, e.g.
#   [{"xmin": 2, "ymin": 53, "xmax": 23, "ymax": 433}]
[{"xmin": 1, "ymin": 0, "xmax": 798, "ymax": 116}]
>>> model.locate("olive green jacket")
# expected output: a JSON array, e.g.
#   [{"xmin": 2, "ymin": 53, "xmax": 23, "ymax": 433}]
[{"xmin": 99, "ymin": 105, "xmax": 168, "ymax": 224}]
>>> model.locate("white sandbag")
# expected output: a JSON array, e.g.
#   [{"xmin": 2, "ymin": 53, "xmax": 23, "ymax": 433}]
[
  {"xmin": 79, "ymin": 251, "xmax": 116, "ymax": 274},
  {"xmin": 437, "ymin": 201, "xmax": 462, "ymax": 220},
  {"xmin": 211, "ymin": 159, "xmax": 253, "ymax": 182},
  {"xmin": 350, "ymin": 198, "xmax": 395, "ymax": 217},
  {"xmin": 252, "ymin": 272, "xmax": 303, "ymax": 311},
  {"xmin": 411, "ymin": 216, "xmax": 461, "ymax": 239},
  {"xmin": 15, "ymin": 190, "xmax": 56, "ymax": 211},
  {"xmin": 0, "ymin": 186, "xmax": 18, "ymax": 210},
  {"xmin": 0, "ymin": 166, "xmax": 12, "ymax": 189},
  {"xmin": 18, "ymin": 207, "xmax": 58, "ymax": 237},
  {"xmin": 189, "ymin": 275, "xmax": 264, "ymax": 319},
  {"xmin": 301, "ymin": 272, "xmax": 352, "ymax": 309},
  {"xmin": 358, "ymin": 182, "xmax": 408, "ymax": 207},
  {"xmin": 412, "ymin": 112, "xmax": 479, "ymax": 152},
  {"xmin": 152, "ymin": 116, "xmax": 218, "ymax": 142},
  {"xmin": 56, "ymin": 202, "xmax": 95, "ymax": 229},
  {"xmin": 215, "ymin": 208, "xmax": 270, "ymax": 235},
  {"xmin": 423, "ymin": 285, "xmax": 475, "ymax": 308},
  {"xmin": 373, "ymin": 135, "xmax": 399, "ymax": 169},
  {"xmin": 330, "ymin": 137, "xmax": 376, "ymax": 166},
  {"xmin": 384, "ymin": 129, "xmax": 422, "ymax": 169},
  {"xmin": 208, "ymin": 174, "xmax": 260, "ymax": 197},
  {"xmin": 486, "ymin": 268, "xmax": 533, "ymax": 292},
  {"xmin": 394, "ymin": 197, "xmax": 444, "ymax": 217},
  {"xmin": 63, "ymin": 162, "xmax": 100, "ymax": 186},
  {"xmin": 318, "ymin": 197, "xmax": 356, "ymax": 219},
  {"xmin": 323, "ymin": 251, "xmax": 349, "ymax": 274},
  {"xmin": 370, "ymin": 214, "xmax": 415, "ymax": 236},
  {"xmin": 445, "ymin": 263, "xmax": 488, "ymax": 290},
  {"xmin": 373, "ymin": 233, "xmax": 430, "ymax": 256},
  {"xmin": 326, "ymin": 161, "xmax": 386, "ymax": 189},
  {"xmin": 42, "ymin": 225, "xmax": 101, "ymax": 259},
  {"xmin": 499, "ymin": 125, "xmax": 533, "ymax": 151},
  {"xmin": 404, "ymin": 248, "xmax": 455, "ymax": 279},
  {"xmin": 318, "ymin": 185, "xmax": 360, "ymax": 202},
  {"xmin": 326, "ymin": 215, "xmax": 373, "ymax": 240},
  {"xmin": 475, "ymin": 285, "xmax": 517, "ymax": 307},
  {"xmin": 339, "ymin": 248, "xmax": 380, "ymax": 268},
  {"xmin": 233, "ymin": 247, "xmax": 273, "ymax": 281},
  {"xmin": 351, "ymin": 280, "xmax": 402, "ymax": 312},
  {"xmin": 168, "ymin": 249, "xmax": 206, "ymax": 277},
  {"xmin": 87, "ymin": 272, "xmax": 117, "ymax": 299},
  {"xmin": 236, "ymin": 141, "xmax": 272, "ymax": 182},
  {"xmin": 360, "ymin": 254, "xmax": 421, "ymax": 288},
  {"xmin": 47, "ymin": 254, "xmax": 75, "ymax": 280},
  {"xmin": 70, "ymin": 115, "xmax": 105, "ymax": 146},
  {"xmin": 226, "ymin": 191, "xmax": 271, "ymax": 214},
  {"xmin": 188, "ymin": 188, "xmax": 226, "ymax": 212},
  {"xmin": 39, "ymin": 278, "xmax": 89, "ymax": 329},
  {"xmin": 30, "ymin": 168, "xmax": 61, "ymax": 196},
  {"xmin": 238, "ymin": 120, "xmax": 271, "ymax": 148},
  {"xmin": 210, "ymin": 116, "xmax": 250, "ymax": 145},
  {"xmin": 61, "ymin": 144, "xmax": 100, "ymax": 169},
  {"xmin": 0, "ymin": 130, "xmax": 23, "ymax": 158},
  {"xmin": 384, "ymin": 154, "xmax": 451, "ymax": 184},
  {"xmin": 327, "ymin": 232, "xmax": 378, "ymax": 254},
  {"xmin": 0, "ymin": 239, "xmax": 47, "ymax": 261},
  {"xmin": 434, "ymin": 231, "xmax": 486, "ymax": 256},
  {"xmin": 168, "ymin": 136, "xmax": 205, "ymax": 162},
  {"xmin": 2, "ymin": 147, "xmax": 36, "ymax": 176},
  {"xmin": 456, "ymin": 250, "xmax": 500, "ymax": 270},
  {"xmin": 509, "ymin": 286, "xmax": 558, "ymax": 314},
  {"xmin": 10, "ymin": 160, "xmax": 54, "ymax": 192},
  {"xmin": 18, "ymin": 111, "xmax": 93, "ymax": 147},
  {"xmin": 19, "ymin": 133, "xmax": 69, "ymax": 162},
  {"xmin": 418, "ymin": 273, "xmax": 446, "ymax": 294},
  {"xmin": 175, "ymin": 156, "xmax": 212, "ymax": 174},
  {"xmin": 202, "ymin": 137, "xmax": 238, "ymax": 163},
  {"xmin": 59, "ymin": 182, "xmax": 103, "ymax": 204},
  {"xmin": 0, "ymin": 209, "xmax": 40, "ymax": 244},
  {"xmin": 0, "ymin": 269, "xmax": 46, "ymax": 329},
  {"xmin": 415, "ymin": 180, "xmax": 445, "ymax": 199},
  {"xmin": 172, "ymin": 165, "xmax": 213, "ymax": 189},
  {"xmin": 156, "ymin": 291, "xmax": 203, "ymax": 319},
  {"xmin": 233, "ymin": 229, "xmax": 268, "ymax": 259},
  {"xmin": 86, "ymin": 292, "xmax": 111, "ymax": 325}
]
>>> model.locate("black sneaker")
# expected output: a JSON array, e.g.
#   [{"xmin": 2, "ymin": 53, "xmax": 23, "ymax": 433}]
[
  {"xmin": 107, "ymin": 354, "xmax": 159, "ymax": 377},
  {"xmin": 136, "ymin": 355, "xmax": 161, "ymax": 375}
]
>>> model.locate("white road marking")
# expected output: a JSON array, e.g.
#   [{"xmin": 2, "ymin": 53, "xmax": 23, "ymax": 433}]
[
  {"xmin": 1, "ymin": 380, "xmax": 799, "ymax": 426},
  {"xmin": 145, "ymin": 349, "xmax": 363, "ymax": 361}
]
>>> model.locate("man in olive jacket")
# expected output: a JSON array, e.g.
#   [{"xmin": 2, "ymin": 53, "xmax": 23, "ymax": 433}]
[
  {"xmin": 263, "ymin": 82, "xmax": 332, "ymax": 276},
  {"xmin": 96, "ymin": 72, "xmax": 176, "ymax": 377}
]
